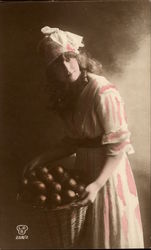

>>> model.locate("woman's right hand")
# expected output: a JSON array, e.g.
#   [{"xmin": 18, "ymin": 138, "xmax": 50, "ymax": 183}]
[
  {"xmin": 23, "ymin": 154, "xmax": 46, "ymax": 177},
  {"xmin": 23, "ymin": 141, "xmax": 77, "ymax": 178}
]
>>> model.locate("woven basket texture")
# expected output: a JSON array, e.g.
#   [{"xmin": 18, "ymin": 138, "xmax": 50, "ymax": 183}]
[{"xmin": 45, "ymin": 205, "xmax": 88, "ymax": 248}]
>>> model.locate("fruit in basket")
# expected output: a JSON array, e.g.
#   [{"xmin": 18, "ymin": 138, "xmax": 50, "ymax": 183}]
[
  {"xmin": 63, "ymin": 189, "xmax": 76, "ymax": 204},
  {"xmin": 55, "ymin": 166, "xmax": 64, "ymax": 175},
  {"xmin": 33, "ymin": 194, "xmax": 47, "ymax": 207},
  {"xmin": 68, "ymin": 178, "xmax": 77, "ymax": 190},
  {"xmin": 52, "ymin": 168, "xmax": 69, "ymax": 183},
  {"xmin": 20, "ymin": 161, "xmax": 87, "ymax": 209},
  {"xmin": 52, "ymin": 181, "xmax": 62, "ymax": 193},
  {"xmin": 62, "ymin": 171, "xmax": 70, "ymax": 183},
  {"xmin": 41, "ymin": 173, "xmax": 54, "ymax": 185},
  {"xmin": 51, "ymin": 193, "xmax": 62, "ymax": 206},
  {"xmin": 76, "ymin": 184, "xmax": 86, "ymax": 194},
  {"xmin": 30, "ymin": 180, "xmax": 47, "ymax": 194},
  {"xmin": 36, "ymin": 166, "xmax": 49, "ymax": 177},
  {"xmin": 67, "ymin": 189, "xmax": 76, "ymax": 199}
]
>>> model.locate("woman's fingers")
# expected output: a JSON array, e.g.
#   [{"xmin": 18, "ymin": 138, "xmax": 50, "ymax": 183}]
[
  {"xmin": 78, "ymin": 190, "xmax": 89, "ymax": 200},
  {"xmin": 76, "ymin": 198, "xmax": 92, "ymax": 207},
  {"xmin": 76, "ymin": 194, "xmax": 93, "ymax": 207},
  {"xmin": 70, "ymin": 181, "xmax": 100, "ymax": 207}
]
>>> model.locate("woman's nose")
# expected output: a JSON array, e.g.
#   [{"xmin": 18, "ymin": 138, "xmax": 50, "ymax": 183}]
[{"xmin": 63, "ymin": 61, "xmax": 72, "ymax": 73}]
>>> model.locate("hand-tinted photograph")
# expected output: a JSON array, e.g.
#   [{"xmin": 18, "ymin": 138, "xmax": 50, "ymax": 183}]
[{"xmin": 0, "ymin": 0, "xmax": 150, "ymax": 249}]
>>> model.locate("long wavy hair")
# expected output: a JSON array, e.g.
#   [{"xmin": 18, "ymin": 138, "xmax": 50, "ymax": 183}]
[{"xmin": 45, "ymin": 50, "xmax": 103, "ymax": 116}]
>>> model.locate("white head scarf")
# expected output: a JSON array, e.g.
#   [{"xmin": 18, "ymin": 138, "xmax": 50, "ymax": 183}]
[{"xmin": 39, "ymin": 26, "xmax": 84, "ymax": 65}]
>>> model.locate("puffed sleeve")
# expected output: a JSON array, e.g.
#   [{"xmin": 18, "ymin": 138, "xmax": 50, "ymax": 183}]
[{"xmin": 96, "ymin": 85, "xmax": 134, "ymax": 156}]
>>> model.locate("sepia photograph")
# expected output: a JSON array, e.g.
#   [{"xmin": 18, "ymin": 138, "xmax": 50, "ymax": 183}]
[{"xmin": 0, "ymin": 0, "xmax": 150, "ymax": 249}]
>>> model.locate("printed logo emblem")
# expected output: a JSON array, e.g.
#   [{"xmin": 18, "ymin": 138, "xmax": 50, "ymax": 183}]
[
  {"xmin": 16, "ymin": 225, "xmax": 28, "ymax": 235},
  {"xmin": 16, "ymin": 225, "xmax": 29, "ymax": 240}
]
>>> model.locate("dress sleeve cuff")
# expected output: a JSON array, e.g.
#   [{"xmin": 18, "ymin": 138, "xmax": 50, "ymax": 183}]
[{"xmin": 104, "ymin": 140, "xmax": 135, "ymax": 156}]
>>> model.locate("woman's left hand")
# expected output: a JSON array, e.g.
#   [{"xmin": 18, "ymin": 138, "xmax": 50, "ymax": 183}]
[{"xmin": 75, "ymin": 181, "xmax": 101, "ymax": 207}]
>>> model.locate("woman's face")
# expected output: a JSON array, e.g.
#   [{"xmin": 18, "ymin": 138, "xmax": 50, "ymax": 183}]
[{"xmin": 50, "ymin": 53, "xmax": 81, "ymax": 83}]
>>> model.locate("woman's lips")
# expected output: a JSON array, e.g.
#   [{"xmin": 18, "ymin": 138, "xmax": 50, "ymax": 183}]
[{"xmin": 67, "ymin": 71, "xmax": 74, "ymax": 76}]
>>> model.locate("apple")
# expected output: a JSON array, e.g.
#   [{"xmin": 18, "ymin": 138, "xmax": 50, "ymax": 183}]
[
  {"xmin": 67, "ymin": 190, "xmax": 76, "ymax": 199},
  {"xmin": 33, "ymin": 195, "xmax": 47, "ymax": 207},
  {"xmin": 63, "ymin": 189, "xmax": 76, "ymax": 203},
  {"xmin": 52, "ymin": 181, "xmax": 62, "ymax": 193},
  {"xmin": 54, "ymin": 166, "xmax": 65, "ymax": 178},
  {"xmin": 30, "ymin": 180, "xmax": 46, "ymax": 194},
  {"xmin": 50, "ymin": 166, "xmax": 64, "ymax": 180},
  {"xmin": 76, "ymin": 184, "xmax": 85, "ymax": 194},
  {"xmin": 36, "ymin": 166, "xmax": 49, "ymax": 178},
  {"xmin": 37, "ymin": 167, "xmax": 49, "ymax": 174},
  {"xmin": 41, "ymin": 166, "xmax": 49, "ymax": 174},
  {"xmin": 68, "ymin": 178, "xmax": 77, "ymax": 190},
  {"xmin": 60, "ymin": 171, "xmax": 70, "ymax": 183},
  {"xmin": 42, "ymin": 173, "xmax": 54, "ymax": 185},
  {"xmin": 51, "ymin": 193, "xmax": 62, "ymax": 206}
]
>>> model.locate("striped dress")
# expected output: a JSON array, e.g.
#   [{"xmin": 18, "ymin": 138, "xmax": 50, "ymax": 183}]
[{"xmin": 47, "ymin": 72, "xmax": 144, "ymax": 248}]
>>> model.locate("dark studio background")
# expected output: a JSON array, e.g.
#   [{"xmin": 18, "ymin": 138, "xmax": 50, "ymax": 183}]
[{"xmin": 0, "ymin": 0, "xmax": 150, "ymax": 249}]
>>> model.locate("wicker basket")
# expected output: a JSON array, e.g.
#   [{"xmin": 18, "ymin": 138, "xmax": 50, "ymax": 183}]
[
  {"xmin": 44, "ymin": 205, "xmax": 88, "ymax": 248},
  {"xmin": 19, "ymin": 155, "xmax": 89, "ymax": 248},
  {"xmin": 17, "ymin": 193, "xmax": 88, "ymax": 248}
]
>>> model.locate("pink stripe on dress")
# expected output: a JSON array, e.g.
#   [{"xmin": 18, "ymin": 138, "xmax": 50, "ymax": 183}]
[
  {"xmin": 115, "ymin": 96, "xmax": 122, "ymax": 126},
  {"xmin": 105, "ymin": 96, "xmax": 110, "ymax": 120},
  {"xmin": 117, "ymin": 174, "xmax": 126, "ymax": 206},
  {"xmin": 123, "ymin": 104, "xmax": 128, "ymax": 123},
  {"xmin": 99, "ymin": 84, "xmax": 117, "ymax": 94},
  {"xmin": 107, "ymin": 130, "xmax": 128, "ymax": 141},
  {"xmin": 121, "ymin": 211, "xmax": 128, "ymax": 240},
  {"xmin": 135, "ymin": 204, "xmax": 142, "ymax": 229},
  {"xmin": 125, "ymin": 158, "xmax": 137, "ymax": 196},
  {"xmin": 109, "ymin": 95, "xmax": 116, "ymax": 124}
]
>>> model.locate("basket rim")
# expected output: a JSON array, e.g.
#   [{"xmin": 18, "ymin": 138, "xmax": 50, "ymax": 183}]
[{"xmin": 16, "ymin": 193, "xmax": 88, "ymax": 211}]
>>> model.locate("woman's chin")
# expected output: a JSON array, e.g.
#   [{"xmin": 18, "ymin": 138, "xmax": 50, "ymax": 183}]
[{"xmin": 67, "ymin": 73, "xmax": 81, "ymax": 83}]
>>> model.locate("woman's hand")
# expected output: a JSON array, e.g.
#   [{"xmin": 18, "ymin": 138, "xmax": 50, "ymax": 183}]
[
  {"xmin": 73, "ymin": 153, "xmax": 124, "ymax": 207},
  {"xmin": 75, "ymin": 181, "xmax": 101, "ymax": 207},
  {"xmin": 23, "ymin": 142, "xmax": 77, "ymax": 178}
]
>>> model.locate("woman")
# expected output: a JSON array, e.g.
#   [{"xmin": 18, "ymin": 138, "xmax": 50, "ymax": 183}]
[{"xmin": 24, "ymin": 26, "xmax": 144, "ymax": 248}]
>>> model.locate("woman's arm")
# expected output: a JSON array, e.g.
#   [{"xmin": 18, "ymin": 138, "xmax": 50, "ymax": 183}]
[
  {"xmin": 76, "ymin": 151, "xmax": 123, "ymax": 206},
  {"xmin": 95, "ymin": 151, "xmax": 123, "ymax": 189},
  {"xmin": 75, "ymin": 82, "xmax": 133, "ymax": 206},
  {"xmin": 23, "ymin": 140, "xmax": 77, "ymax": 177}
]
